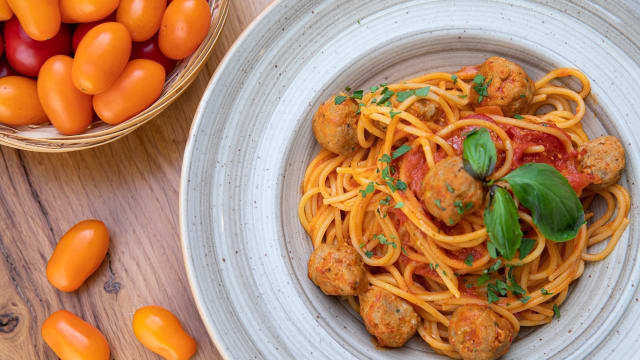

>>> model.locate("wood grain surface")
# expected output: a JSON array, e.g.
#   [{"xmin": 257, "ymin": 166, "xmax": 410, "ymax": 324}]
[{"xmin": 0, "ymin": 1, "xmax": 272, "ymax": 358}]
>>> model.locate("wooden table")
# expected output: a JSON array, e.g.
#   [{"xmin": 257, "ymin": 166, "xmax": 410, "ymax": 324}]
[{"xmin": 0, "ymin": 1, "xmax": 272, "ymax": 358}]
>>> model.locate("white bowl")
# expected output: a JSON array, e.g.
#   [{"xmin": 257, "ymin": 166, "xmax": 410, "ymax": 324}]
[{"xmin": 180, "ymin": 1, "xmax": 640, "ymax": 358}]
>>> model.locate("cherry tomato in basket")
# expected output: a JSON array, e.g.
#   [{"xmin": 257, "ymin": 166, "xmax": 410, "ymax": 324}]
[
  {"xmin": 42, "ymin": 310, "xmax": 110, "ymax": 360},
  {"xmin": 131, "ymin": 34, "xmax": 176, "ymax": 75},
  {"xmin": 158, "ymin": 0, "xmax": 211, "ymax": 60},
  {"xmin": 59, "ymin": 0, "xmax": 119, "ymax": 23},
  {"xmin": 6, "ymin": 0, "xmax": 61, "ymax": 41},
  {"xmin": 0, "ymin": 0, "xmax": 12, "ymax": 21},
  {"xmin": 46, "ymin": 220, "xmax": 109, "ymax": 292},
  {"xmin": 0, "ymin": 76, "xmax": 46, "ymax": 126},
  {"xmin": 72, "ymin": 22, "xmax": 131, "ymax": 95},
  {"xmin": 71, "ymin": 13, "xmax": 116, "ymax": 53},
  {"xmin": 4, "ymin": 17, "xmax": 72, "ymax": 77},
  {"xmin": 133, "ymin": 306, "xmax": 197, "ymax": 360},
  {"xmin": 116, "ymin": 0, "xmax": 166, "ymax": 42},
  {"xmin": 0, "ymin": 56, "xmax": 16, "ymax": 78},
  {"xmin": 38, "ymin": 56, "xmax": 93, "ymax": 135},
  {"xmin": 93, "ymin": 59, "xmax": 165, "ymax": 124}
]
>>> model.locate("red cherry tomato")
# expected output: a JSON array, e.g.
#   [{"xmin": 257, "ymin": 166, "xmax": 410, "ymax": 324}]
[
  {"xmin": 131, "ymin": 35, "xmax": 176, "ymax": 75},
  {"xmin": 4, "ymin": 17, "xmax": 72, "ymax": 77},
  {"xmin": 71, "ymin": 14, "xmax": 115, "ymax": 53},
  {"xmin": 0, "ymin": 33, "xmax": 4, "ymax": 58},
  {"xmin": 0, "ymin": 56, "xmax": 16, "ymax": 78}
]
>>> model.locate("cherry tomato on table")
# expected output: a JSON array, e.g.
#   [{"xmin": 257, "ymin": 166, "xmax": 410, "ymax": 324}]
[
  {"xmin": 93, "ymin": 59, "xmax": 165, "ymax": 124},
  {"xmin": 132, "ymin": 34, "xmax": 176, "ymax": 75},
  {"xmin": 117, "ymin": 0, "xmax": 167, "ymax": 42},
  {"xmin": 59, "ymin": 0, "xmax": 119, "ymax": 23},
  {"xmin": 0, "ymin": 56, "xmax": 16, "ymax": 78},
  {"xmin": 0, "ymin": 76, "xmax": 46, "ymax": 126},
  {"xmin": 4, "ymin": 17, "xmax": 72, "ymax": 77},
  {"xmin": 133, "ymin": 306, "xmax": 197, "ymax": 360},
  {"xmin": 38, "ymin": 56, "xmax": 93, "ymax": 135},
  {"xmin": 7, "ymin": 0, "xmax": 61, "ymax": 41},
  {"xmin": 72, "ymin": 22, "xmax": 131, "ymax": 95},
  {"xmin": 159, "ymin": 0, "xmax": 211, "ymax": 60},
  {"xmin": 0, "ymin": 0, "xmax": 12, "ymax": 21},
  {"xmin": 71, "ymin": 13, "xmax": 116, "ymax": 53},
  {"xmin": 42, "ymin": 310, "xmax": 110, "ymax": 360},
  {"xmin": 46, "ymin": 220, "xmax": 109, "ymax": 292}
]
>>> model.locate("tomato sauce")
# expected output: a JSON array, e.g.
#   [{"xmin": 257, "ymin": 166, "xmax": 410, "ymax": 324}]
[{"xmin": 445, "ymin": 244, "xmax": 486, "ymax": 262}]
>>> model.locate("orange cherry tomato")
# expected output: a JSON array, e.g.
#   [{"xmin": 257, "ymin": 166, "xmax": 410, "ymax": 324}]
[
  {"xmin": 133, "ymin": 306, "xmax": 197, "ymax": 360},
  {"xmin": 0, "ymin": 0, "xmax": 13, "ymax": 21},
  {"xmin": 0, "ymin": 76, "xmax": 46, "ymax": 126},
  {"xmin": 158, "ymin": 0, "xmax": 210, "ymax": 60},
  {"xmin": 46, "ymin": 220, "xmax": 109, "ymax": 292},
  {"xmin": 59, "ymin": 0, "xmax": 120, "ymax": 23},
  {"xmin": 93, "ymin": 59, "xmax": 165, "ymax": 125},
  {"xmin": 38, "ymin": 55, "xmax": 93, "ymax": 135},
  {"xmin": 7, "ymin": 0, "xmax": 61, "ymax": 41},
  {"xmin": 72, "ymin": 22, "xmax": 131, "ymax": 95},
  {"xmin": 42, "ymin": 310, "xmax": 110, "ymax": 360},
  {"xmin": 116, "ymin": 0, "xmax": 166, "ymax": 42}
]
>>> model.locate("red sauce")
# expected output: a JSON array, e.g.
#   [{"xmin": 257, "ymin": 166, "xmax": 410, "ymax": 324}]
[
  {"xmin": 401, "ymin": 148, "xmax": 428, "ymax": 195},
  {"xmin": 445, "ymin": 244, "xmax": 486, "ymax": 262}
]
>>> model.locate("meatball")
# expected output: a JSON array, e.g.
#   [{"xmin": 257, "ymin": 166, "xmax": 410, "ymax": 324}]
[
  {"xmin": 578, "ymin": 135, "xmax": 625, "ymax": 190},
  {"xmin": 449, "ymin": 305, "xmax": 514, "ymax": 360},
  {"xmin": 470, "ymin": 56, "xmax": 535, "ymax": 117},
  {"xmin": 312, "ymin": 95, "xmax": 360, "ymax": 155},
  {"xmin": 359, "ymin": 286, "xmax": 419, "ymax": 347},
  {"xmin": 307, "ymin": 242, "xmax": 368, "ymax": 296},
  {"xmin": 422, "ymin": 156, "xmax": 484, "ymax": 226},
  {"xmin": 392, "ymin": 97, "xmax": 442, "ymax": 123}
]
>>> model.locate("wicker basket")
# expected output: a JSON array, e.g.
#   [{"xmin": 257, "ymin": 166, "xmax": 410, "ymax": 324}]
[{"xmin": 0, "ymin": 0, "xmax": 230, "ymax": 152}]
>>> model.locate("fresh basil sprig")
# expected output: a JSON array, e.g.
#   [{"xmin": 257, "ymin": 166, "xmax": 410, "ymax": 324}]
[
  {"xmin": 483, "ymin": 186, "xmax": 522, "ymax": 260},
  {"xmin": 503, "ymin": 163, "xmax": 585, "ymax": 242},
  {"xmin": 462, "ymin": 128, "xmax": 496, "ymax": 180}
]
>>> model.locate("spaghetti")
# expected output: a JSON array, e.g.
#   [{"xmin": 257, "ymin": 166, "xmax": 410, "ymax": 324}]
[{"xmin": 299, "ymin": 58, "xmax": 630, "ymax": 359}]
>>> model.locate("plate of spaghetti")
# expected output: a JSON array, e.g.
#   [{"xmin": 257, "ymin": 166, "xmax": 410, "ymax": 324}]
[{"xmin": 181, "ymin": 1, "xmax": 640, "ymax": 359}]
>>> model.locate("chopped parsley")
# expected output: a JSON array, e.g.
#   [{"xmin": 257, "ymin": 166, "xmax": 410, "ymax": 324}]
[
  {"xmin": 345, "ymin": 86, "xmax": 351, "ymax": 92},
  {"xmin": 389, "ymin": 110, "xmax": 402, "ymax": 119},
  {"xmin": 379, "ymin": 154, "xmax": 392, "ymax": 163},
  {"xmin": 487, "ymin": 289, "xmax": 500, "ymax": 303},
  {"xmin": 395, "ymin": 180, "xmax": 407, "ymax": 191},
  {"xmin": 379, "ymin": 196, "xmax": 391, "ymax": 205},
  {"xmin": 448, "ymin": 218, "xmax": 455, "ymax": 225},
  {"xmin": 334, "ymin": 95, "xmax": 347, "ymax": 105},
  {"xmin": 519, "ymin": 296, "xmax": 531, "ymax": 304},
  {"xmin": 359, "ymin": 242, "xmax": 366, "ymax": 248},
  {"xmin": 541, "ymin": 288, "xmax": 553, "ymax": 295},
  {"xmin": 350, "ymin": 90, "xmax": 363, "ymax": 100},
  {"xmin": 487, "ymin": 260, "xmax": 502, "ymax": 273},
  {"xmin": 376, "ymin": 88, "xmax": 394, "ymax": 104},
  {"xmin": 415, "ymin": 86, "xmax": 431, "ymax": 97},
  {"xmin": 396, "ymin": 90, "xmax": 414, "ymax": 102},
  {"xmin": 477, "ymin": 273, "xmax": 490, "ymax": 285},
  {"xmin": 454, "ymin": 200, "xmax": 464, "ymax": 214},
  {"xmin": 375, "ymin": 234, "xmax": 397, "ymax": 248},
  {"xmin": 392, "ymin": 144, "xmax": 411, "ymax": 159},
  {"xmin": 364, "ymin": 251, "xmax": 374, "ymax": 258},
  {"xmin": 394, "ymin": 202, "xmax": 404, "ymax": 209},
  {"xmin": 514, "ymin": 114, "xmax": 524, "ymax": 120},
  {"xmin": 464, "ymin": 254, "xmax": 474, "ymax": 266},
  {"xmin": 472, "ymin": 74, "xmax": 492, "ymax": 103},
  {"xmin": 355, "ymin": 102, "xmax": 365, "ymax": 114},
  {"xmin": 520, "ymin": 94, "xmax": 526, "ymax": 98},
  {"xmin": 370, "ymin": 85, "xmax": 379, "ymax": 93},
  {"xmin": 451, "ymin": 74, "xmax": 458, "ymax": 84},
  {"xmin": 553, "ymin": 304, "xmax": 561, "ymax": 319},
  {"xmin": 446, "ymin": 183, "xmax": 455, "ymax": 193},
  {"xmin": 458, "ymin": 94, "xmax": 468, "ymax": 98},
  {"xmin": 401, "ymin": 246, "xmax": 407, "ymax": 255},
  {"xmin": 359, "ymin": 182, "xmax": 375, "ymax": 198},
  {"xmin": 465, "ymin": 282, "xmax": 473, "ymax": 289},
  {"xmin": 434, "ymin": 199, "xmax": 446, "ymax": 210}
]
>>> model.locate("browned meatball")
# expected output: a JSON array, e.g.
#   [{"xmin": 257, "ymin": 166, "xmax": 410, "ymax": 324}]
[
  {"xmin": 470, "ymin": 56, "xmax": 535, "ymax": 117},
  {"xmin": 579, "ymin": 135, "xmax": 625, "ymax": 190},
  {"xmin": 392, "ymin": 97, "xmax": 442, "ymax": 122},
  {"xmin": 449, "ymin": 305, "xmax": 514, "ymax": 360},
  {"xmin": 359, "ymin": 286, "xmax": 419, "ymax": 347},
  {"xmin": 422, "ymin": 156, "xmax": 484, "ymax": 226},
  {"xmin": 312, "ymin": 95, "xmax": 360, "ymax": 155},
  {"xmin": 307, "ymin": 242, "xmax": 367, "ymax": 296}
]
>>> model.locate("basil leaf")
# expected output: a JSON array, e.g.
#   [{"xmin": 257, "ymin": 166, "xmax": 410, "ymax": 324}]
[
  {"xmin": 462, "ymin": 128, "xmax": 497, "ymax": 180},
  {"xmin": 503, "ymin": 163, "xmax": 585, "ymax": 242},
  {"xmin": 483, "ymin": 186, "xmax": 522, "ymax": 260},
  {"xmin": 518, "ymin": 238, "xmax": 536, "ymax": 260}
]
